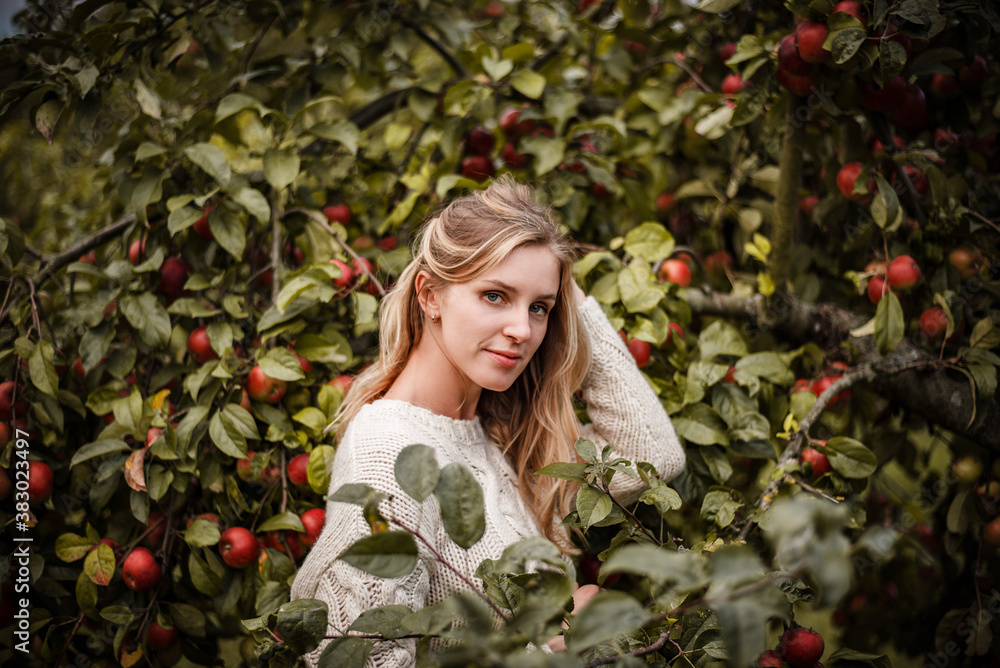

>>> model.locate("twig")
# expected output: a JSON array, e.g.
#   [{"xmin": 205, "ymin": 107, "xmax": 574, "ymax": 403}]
[
  {"xmin": 283, "ymin": 208, "xmax": 386, "ymax": 296},
  {"xmin": 968, "ymin": 209, "xmax": 1000, "ymax": 235},
  {"xmin": 869, "ymin": 114, "xmax": 927, "ymax": 227},
  {"xmin": 782, "ymin": 474, "xmax": 842, "ymax": 504},
  {"xmin": 388, "ymin": 516, "xmax": 509, "ymax": 621},
  {"xmin": 33, "ymin": 214, "xmax": 136, "ymax": 288},
  {"xmin": 582, "ymin": 631, "xmax": 671, "ymax": 667},
  {"xmin": 737, "ymin": 366, "xmax": 877, "ymax": 541},
  {"xmin": 271, "ymin": 193, "xmax": 281, "ymax": 308},
  {"xmin": 398, "ymin": 16, "xmax": 470, "ymax": 79},
  {"xmin": 54, "ymin": 612, "xmax": 85, "ymax": 667}
]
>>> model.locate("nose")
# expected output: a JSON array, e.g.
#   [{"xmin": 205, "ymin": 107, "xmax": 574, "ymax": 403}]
[{"xmin": 503, "ymin": 307, "xmax": 532, "ymax": 342}]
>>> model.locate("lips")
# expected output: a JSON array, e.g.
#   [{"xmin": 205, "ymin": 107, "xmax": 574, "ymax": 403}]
[{"xmin": 485, "ymin": 349, "xmax": 521, "ymax": 369}]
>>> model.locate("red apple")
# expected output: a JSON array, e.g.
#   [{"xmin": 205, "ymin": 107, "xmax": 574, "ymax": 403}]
[
  {"xmin": 501, "ymin": 142, "xmax": 529, "ymax": 169},
  {"xmin": 655, "ymin": 192, "xmax": 676, "ymax": 212},
  {"xmin": 461, "ymin": 155, "xmax": 495, "ymax": 181},
  {"xmin": 889, "ymin": 84, "xmax": 929, "ymax": 132},
  {"xmin": 658, "ymin": 258, "xmax": 692, "ymax": 286},
  {"xmin": 836, "ymin": 162, "xmax": 872, "ymax": 200},
  {"xmin": 720, "ymin": 73, "xmax": 747, "ymax": 94},
  {"xmin": 329, "ymin": 258, "xmax": 355, "ymax": 293},
  {"xmin": 795, "ymin": 21, "xmax": 829, "ymax": 64},
  {"xmin": 284, "ymin": 242, "xmax": 305, "ymax": 267},
  {"xmin": 287, "ymin": 453, "xmax": 310, "ymax": 486},
  {"xmin": 626, "ymin": 338, "xmax": 651, "ymax": 368},
  {"xmin": 219, "ymin": 527, "xmax": 260, "ymax": 568},
  {"xmin": 128, "ymin": 238, "xmax": 146, "ymax": 265},
  {"xmin": 867, "ymin": 275, "xmax": 894, "ymax": 304},
  {"xmin": 499, "ymin": 107, "xmax": 535, "ymax": 138},
  {"xmin": 0, "ymin": 422, "xmax": 9, "ymax": 448},
  {"xmin": 778, "ymin": 33, "xmax": 811, "ymax": 76},
  {"xmin": 831, "ymin": 0, "xmax": 865, "ymax": 24},
  {"xmin": 810, "ymin": 375, "xmax": 851, "ymax": 407},
  {"xmin": 122, "ymin": 547, "xmax": 162, "ymax": 591},
  {"xmin": 948, "ymin": 247, "xmax": 981, "ymax": 278},
  {"xmin": 187, "ymin": 326, "xmax": 218, "ymax": 364},
  {"xmin": 757, "ymin": 649, "xmax": 783, "ymax": 667},
  {"xmin": 860, "ymin": 76, "xmax": 906, "ymax": 112},
  {"xmin": 300, "ymin": 508, "xmax": 326, "ymax": 546},
  {"xmin": 145, "ymin": 619, "xmax": 178, "ymax": 650},
  {"xmin": 665, "ymin": 322, "xmax": 684, "ymax": 345},
  {"xmin": 323, "ymin": 204, "xmax": 352, "ymax": 225},
  {"xmin": 27, "ymin": 460, "xmax": 53, "ymax": 504},
  {"xmin": 705, "ymin": 250, "xmax": 734, "ymax": 275},
  {"xmin": 327, "ymin": 374, "xmax": 354, "ymax": 397},
  {"xmin": 959, "ymin": 55, "xmax": 988, "ymax": 88},
  {"xmin": 192, "ymin": 204, "xmax": 214, "ymax": 240},
  {"xmin": 157, "ymin": 257, "xmax": 191, "ymax": 302},
  {"xmin": 885, "ymin": 255, "xmax": 921, "ymax": 290},
  {"xmin": 929, "ymin": 72, "xmax": 960, "ymax": 99},
  {"xmin": 779, "ymin": 627, "xmax": 824, "ymax": 668},
  {"xmin": 800, "ymin": 446, "xmax": 831, "ymax": 476},
  {"xmin": 919, "ymin": 306, "xmax": 949, "ymax": 340},
  {"xmin": 0, "ymin": 381, "xmax": 28, "ymax": 420},
  {"xmin": 777, "ymin": 69, "xmax": 816, "ymax": 96},
  {"xmin": 142, "ymin": 511, "xmax": 168, "ymax": 549},
  {"xmin": 798, "ymin": 195, "xmax": 819, "ymax": 219},
  {"xmin": 79, "ymin": 251, "xmax": 98, "ymax": 264},
  {"xmin": 466, "ymin": 127, "xmax": 495, "ymax": 156},
  {"xmin": 246, "ymin": 366, "xmax": 286, "ymax": 404}
]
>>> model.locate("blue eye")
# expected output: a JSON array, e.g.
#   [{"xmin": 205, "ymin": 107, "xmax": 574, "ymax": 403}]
[
  {"xmin": 484, "ymin": 292, "xmax": 502, "ymax": 303},
  {"xmin": 530, "ymin": 303, "xmax": 549, "ymax": 315}
]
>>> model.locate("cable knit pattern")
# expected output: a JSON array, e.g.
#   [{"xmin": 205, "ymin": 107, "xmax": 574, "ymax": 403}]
[{"xmin": 289, "ymin": 297, "xmax": 685, "ymax": 667}]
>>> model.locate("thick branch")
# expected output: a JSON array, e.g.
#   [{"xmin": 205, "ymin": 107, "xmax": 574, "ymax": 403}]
[
  {"xmin": 684, "ymin": 288, "xmax": 1000, "ymax": 451},
  {"xmin": 32, "ymin": 214, "xmax": 136, "ymax": 289},
  {"xmin": 771, "ymin": 104, "xmax": 804, "ymax": 289}
]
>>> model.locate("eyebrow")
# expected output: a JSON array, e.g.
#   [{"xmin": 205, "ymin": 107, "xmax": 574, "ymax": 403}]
[{"xmin": 482, "ymin": 279, "xmax": 557, "ymax": 302}]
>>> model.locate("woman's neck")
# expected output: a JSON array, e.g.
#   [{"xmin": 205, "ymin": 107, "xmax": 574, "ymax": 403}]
[{"xmin": 382, "ymin": 336, "xmax": 481, "ymax": 420}]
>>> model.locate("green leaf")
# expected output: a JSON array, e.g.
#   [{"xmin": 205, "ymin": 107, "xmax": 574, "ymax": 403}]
[
  {"xmin": 232, "ymin": 187, "xmax": 271, "ymax": 223},
  {"xmin": 520, "ymin": 134, "xmax": 565, "ymax": 176},
  {"xmin": 697, "ymin": 320, "xmax": 749, "ymax": 361},
  {"xmin": 623, "ymin": 222, "xmax": 675, "ymax": 262},
  {"xmin": 120, "ymin": 294, "xmax": 172, "ymax": 349},
  {"xmin": 618, "ymin": 264, "xmax": 664, "ymax": 314},
  {"xmin": 701, "ymin": 489, "xmax": 742, "ymax": 528},
  {"xmin": 167, "ymin": 603, "xmax": 207, "ymax": 638},
  {"xmin": 970, "ymin": 318, "xmax": 1000, "ymax": 350},
  {"xmin": 258, "ymin": 511, "xmax": 306, "ymax": 533},
  {"xmin": 277, "ymin": 599, "xmax": 330, "ymax": 655},
  {"xmin": 263, "ymin": 148, "xmax": 300, "ymax": 189},
  {"xmin": 394, "ymin": 444, "xmax": 440, "ymax": 502},
  {"xmin": 434, "ymin": 463, "xmax": 486, "ymax": 549},
  {"xmin": 185, "ymin": 143, "xmax": 231, "ymax": 187},
  {"xmin": 482, "ymin": 54, "xmax": 513, "ymax": 81},
  {"xmin": 825, "ymin": 436, "xmax": 877, "ymax": 478},
  {"xmin": 600, "ymin": 544, "xmax": 708, "ymax": 591},
  {"xmin": 734, "ymin": 352, "xmax": 794, "ymax": 384},
  {"xmin": 638, "ymin": 485, "xmax": 683, "ymax": 514},
  {"xmin": 188, "ymin": 550, "xmax": 223, "ymax": 596},
  {"xmin": 184, "ymin": 518, "xmax": 222, "ymax": 547},
  {"xmin": 830, "ymin": 28, "xmax": 867, "ymax": 64},
  {"xmin": 873, "ymin": 291, "xmax": 904, "ymax": 355},
  {"xmin": 308, "ymin": 445, "xmax": 336, "ymax": 495},
  {"xmin": 70, "ymin": 440, "xmax": 131, "ymax": 467},
  {"xmin": 56, "ymin": 533, "xmax": 98, "ymax": 562},
  {"xmin": 29, "ymin": 339, "xmax": 59, "ymax": 398},
  {"xmin": 338, "ymin": 531, "xmax": 418, "ymax": 578},
  {"xmin": 576, "ymin": 485, "xmax": 614, "ymax": 528},
  {"xmin": 83, "ymin": 543, "xmax": 116, "ymax": 586},
  {"xmin": 209, "ymin": 207, "xmax": 248, "ymax": 260},
  {"xmin": 208, "ymin": 411, "xmax": 249, "ymax": 459},
  {"xmin": 317, "ymin": 637, "xmax": 373, "ymax": 668},
  {"xmin": 566, "ymin": 591, "xmax": 652, "ymax": 651},
  {"xmin": 216, "ymin": 92, "xmax": 270, "ymax": 123},
  {"xmin": 870, "ymin": 173, "xmax": 901, "ymax": 230},
  {"xmin": 575, "ymin": 438, "xmax": 599, "ymax": 464},
  {"xmin": 308, "ymin": 120, "xmax": 360, "ymax": 156},
  {"xmin": 511, "ymin": 69, "xmax": 546, "ymax": 99},
  {"xmin": 258, "ymin": 347, "xmax": 305, "ymax": 382},
  {"xmin": 348, "ymin": 604, "xmax": 413, "ymax": 640},
  {"xmin": 100, "ymin": 605, "xmax": 135, "ymax": 626},
  {"xmin": 535, "ymin": 462, "xmax": 588, "ymax": 482}
]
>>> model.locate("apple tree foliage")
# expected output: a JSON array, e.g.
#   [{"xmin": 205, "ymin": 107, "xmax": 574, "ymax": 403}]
[{"xmin": 0, "ymin": 0, "xmax": 998, "ymax": 666}]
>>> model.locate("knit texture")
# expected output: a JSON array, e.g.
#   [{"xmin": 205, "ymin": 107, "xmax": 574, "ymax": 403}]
[{"xmin": 289, "ymin": 297, "xmax": 685, "ymax": 667}]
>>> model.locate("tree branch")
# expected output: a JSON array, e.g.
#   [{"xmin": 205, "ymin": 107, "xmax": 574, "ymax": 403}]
[
  {"xmin": 684, "ymin": 287, "xmax": 1000, "ymax": 451},
  {"xmin": 33, "ymin": 214, "xmax": 137, "ymax": 288},
  {"xmin": 771, "ymin": 103, "xmax": 804, "ymax": 290},
  {"xmin": 397, "ymin": 16, "xmax": 470, "ymax": 79}
]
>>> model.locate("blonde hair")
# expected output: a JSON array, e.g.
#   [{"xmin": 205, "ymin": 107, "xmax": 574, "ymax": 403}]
[{"xmin": 338, "ymin": 176, "xmax": 590, "ymax": 548}]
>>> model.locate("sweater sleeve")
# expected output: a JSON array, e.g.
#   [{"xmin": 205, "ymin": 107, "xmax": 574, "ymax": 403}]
[
  {"xmin": 576, "ymin": 296, "xmax": 686, "ymax": 503},
  {"xmin": 290, "ymin": 424, "xmax": 441, "ymax": 668}
]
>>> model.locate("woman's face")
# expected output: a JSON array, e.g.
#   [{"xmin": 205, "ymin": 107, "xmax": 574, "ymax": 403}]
[{"xmin": 429, "ymin": 244, "xmax": 561, "ymax": 395}]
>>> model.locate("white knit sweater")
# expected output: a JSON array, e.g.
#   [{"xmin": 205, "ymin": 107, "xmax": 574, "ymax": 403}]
[{"xmin": 289, "ymin": 297, "xmax": 685, "ymax": 667}]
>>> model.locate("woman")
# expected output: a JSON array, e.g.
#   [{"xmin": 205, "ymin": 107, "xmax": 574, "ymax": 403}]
[{"xmin": 290, "ymin": 177, "xmax": 685, "ymax": 666}]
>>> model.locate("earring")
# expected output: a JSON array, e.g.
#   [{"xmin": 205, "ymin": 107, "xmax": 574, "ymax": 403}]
[{"xmin": 430, "ymin": 314, "xmax": 439, "ymax": 324}]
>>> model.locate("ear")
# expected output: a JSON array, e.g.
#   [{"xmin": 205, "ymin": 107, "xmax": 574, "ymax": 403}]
[{"xmin": 414, "ymin": 270, "xmax": 437, "ymax": 316}]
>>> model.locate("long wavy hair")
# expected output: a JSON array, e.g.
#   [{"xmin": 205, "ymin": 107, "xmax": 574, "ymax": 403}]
[{"xmin": 337, "ymin": 176, "xmax": 590, "ymax": 548}]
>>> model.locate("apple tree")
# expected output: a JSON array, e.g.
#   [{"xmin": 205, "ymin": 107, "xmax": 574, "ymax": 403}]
[{"xmin": 0, "ymin": 0, "xmax": 998, "ymax": 666}]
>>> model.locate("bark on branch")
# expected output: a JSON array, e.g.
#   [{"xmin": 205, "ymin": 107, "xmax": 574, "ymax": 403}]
[{"xmin": 684, "ymin": 288, "xmax": 1000, "ymax": 451}]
